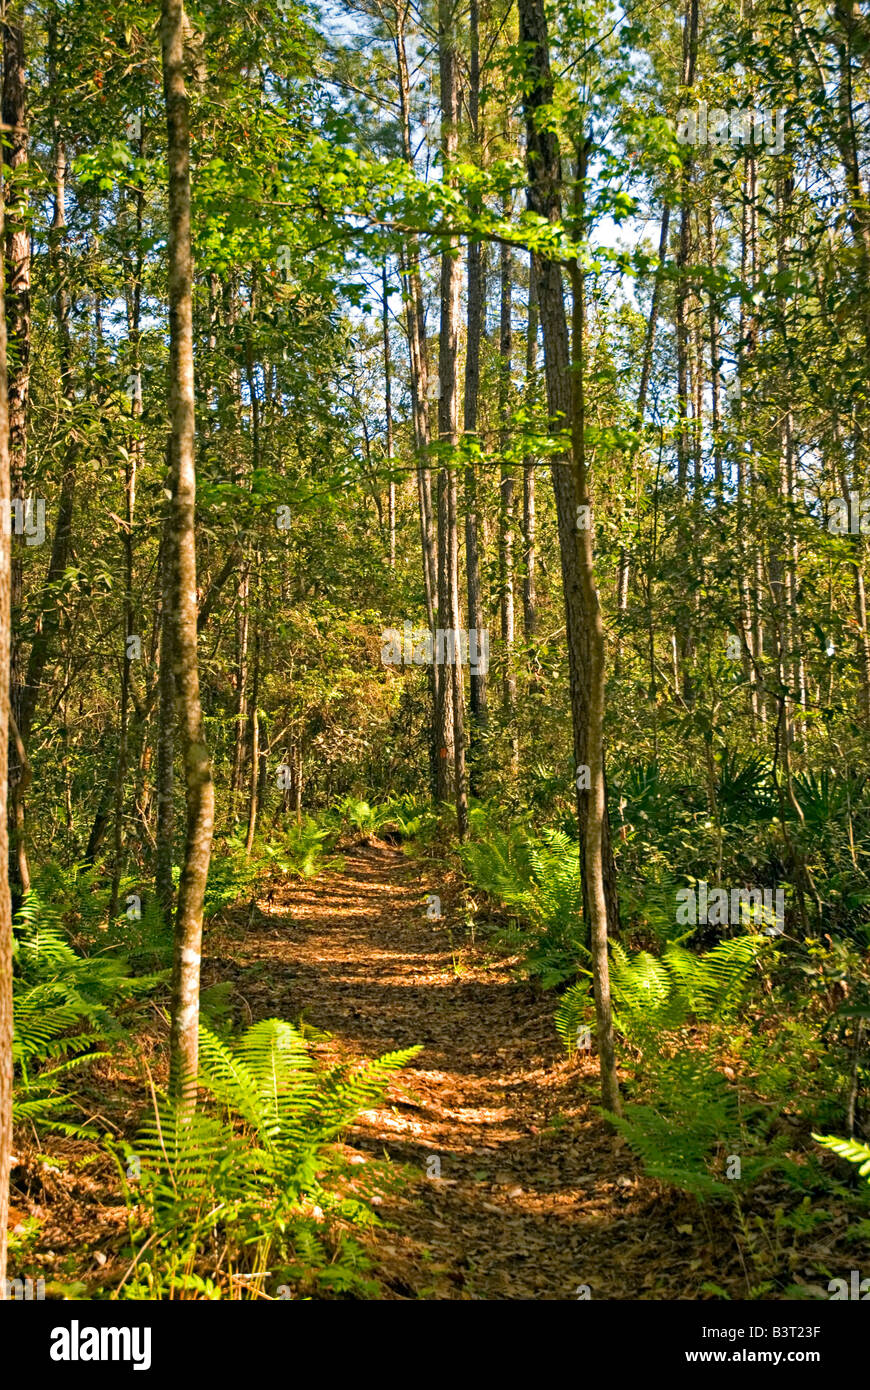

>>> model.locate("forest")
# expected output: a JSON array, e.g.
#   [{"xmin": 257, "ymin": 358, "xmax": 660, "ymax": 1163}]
[{"xmin": 0, "ymin": 0, "xmax": 870, "ymax": 1329}]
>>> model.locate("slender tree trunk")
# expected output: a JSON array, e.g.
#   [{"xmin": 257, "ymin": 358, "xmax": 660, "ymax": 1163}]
[
  {"xmin": 463, "ymin": 0, "xmax": 488, "ymax": 789},
  {"xmin": 230, "ymin": 564, "xmax": 250, "ymax": 815},
  {"xmin": 244, "ymin": 606, "xmax": 261, "ymax": 855},
  {"xmin": 161, "ymin": 0, "xmax": 215, "ymax": 1108},
  {"xmin": 830, "ymin": 415, "xmax": 870, "ymax": 722},
  {"xmin": 735, "ymin": 159, "xmax": 759, "ymax": 722},
  {"xmin": 570, "ymin": 142, "xmax": 621, "ymax": 1115},
  {"xmin": 448, "ymin": 471, "xmax": 468, "ymax": 840},
  {"xmin": 0, "ymin": 151, "xmax": 13, "ymax": 1301},
  {"xmin": 675, "ymin": 0, "xmax": 697, "ymax": 495},
  {"xmin": 109, "ymin": 148, "xmax": 143, "ymax": 919},
  {"xmin": 705, "ymin": 205, "xmax": 724, "ymax": 498},
  {"xmin": 3, "ymin": 8, "xmax": 30, "ymax": 898},
  {"xmin": 523, "ymin": 257, "xmax": 538, "ymax": 641},
  {"xmin": 617, "ymin": 203, "xmax": 670, "ymax": 668},
  {"xmin": 499, "ymin": 223, "xmax": 518, "ymax": 774},
  {"xmin": 517, "ymin": 0, "xmax": 620, "ymax": 1112},
  {"xmin": 394, "ymin": 9, "xmax": 440, "ymax": 788},
  {"xmin": 382, "ymin": 263, "xmax": 396, "ymax": 569},
  {"xmin": 16, "ymin": 59, "xmax": 77, "ymax": 790},
  {"xmin": 673, "ymin": 0, "xmax": 699, "ymax": 705},
  {"xmin": 155, "ymin": 502, "xmax": 176, "ymax": 921},
  {"xmin": 434, "ymin": 0, "xmax": 462, "ymax": 811},
  {"xmin": 745, "ymin": 152, "xmax": 767, "ymax": 726}
]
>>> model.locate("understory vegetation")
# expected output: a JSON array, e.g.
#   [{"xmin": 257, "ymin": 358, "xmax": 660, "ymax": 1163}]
[{"xmin": 2, "ymin": 0, "xmax": 870, "ymax": 1311}]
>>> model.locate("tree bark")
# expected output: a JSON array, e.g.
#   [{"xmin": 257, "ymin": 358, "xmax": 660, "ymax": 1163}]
[
  {"xmin": 436, "ymin": 0, "xmax": 466, "ymax": 833},
  {"xmin": 155, "ymin": 503, "xmax": 176, "ymax": 921},
  {"xmin": 382, "ymin": 262, "xmax": 396, "ymax": 570},
  {"xmin": 674, "ymin": 0, "xmax": 699, "ymax": 704},
  {"xmin": 0, "ymin": 144, "xmax": 13, "ymax": 1300},
  {"xmin": 463, "ymin": 0, "xmax": 488, "ymax": 789},
  {"xmin": 394, "ymin": 7, "xmax": 440, "ymax": 789},
  {"xmin": 517, "ymin": 0, "xmax": 620, "ymax": 1111},
  {"xmin": 244, "ymin": 605, "xmax": 261, "ymax": 855},
  {"xmin": 499, "ymin": 223, "xmax": 518, "ymax": 773},
  {"xmin": 523, "ymin": 256, "xmax": 538, "ymax": 640},
  {"xmin": 161, "ymin": 0, "xmax": 215, "ymax": 1108},
  {"xmin": 3, "ymin": 9, "xmax": 30, "ymax": 898}
]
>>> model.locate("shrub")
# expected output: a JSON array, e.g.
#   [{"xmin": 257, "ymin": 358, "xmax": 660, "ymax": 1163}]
[{"xmin": 117, "ymin": 1019, "xmax": 420, "ymax": 1300}]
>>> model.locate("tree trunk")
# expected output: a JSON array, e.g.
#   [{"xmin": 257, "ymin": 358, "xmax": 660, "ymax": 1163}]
[
  {"xmin": 155, "ymin": 503, "xmax": 176, "ymax": 922},
  {"xmin": 382, "ymin": 262, "xmax": 396, "ymax": 569},
  {"xmin": 523, "ymin": 256, "xmax": 538, "ymax": 640},
  {"xmin": 394, "ymin": 8, "xmax": 440, "ymax": 789},
  {"xmin": 463, "ymin": 0, "xmax": 488, "ymax": 789},
  {"xmin": 617, "ymin": 201, "xmax": 670, "ymax": 664},
  {"xmin": 161, "ymin": 0, "xmax": 215, "ymax": 1109},
  {"xmin": 230, "ymin": 563, "xmax": 250, "ymax": 816},
  {"xmin": 673, "ymin": 0, "xmax": 699, "ymax": 705},
  {"xmin": 434, "ymin": 0, "xmax": 462, "ymax": 812},
  {"xmin": 499, "ymin": 223, "xmax": 518, "ymax": 774},
  {"xmin": 15, "ymin": 76, "xmax": 78, "ymax": 857},
  {"xmin": 244, "ymin": 609, "xmax": 261, "ymax": 855},
  {"xmin": 517, "ymin": 0, "xmax": 620, "ymax": 1112},
  {"xmin": 0, "ymin": 151, "xmax": 14, "ymax": 1300},
  {"xmin": 3, "ymin": 10, "xmax": 30, "ymax": 898},
  {"xmin": 109, "ymin": 143, "xmax": 143, "ymax": 919}
]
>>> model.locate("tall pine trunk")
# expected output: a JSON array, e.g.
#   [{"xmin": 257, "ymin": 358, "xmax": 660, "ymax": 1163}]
[
  {"xmin": 463, "ymin": 0, "xmax": 488, "ymax": 788},
  {"xmin": 437, "ymin": 0, "xmax": 467, "ymax": 835},
  {"xmin": 523, "ymin": 256, "xmax": 538, "ymax": 641},
  {"xmin": 0, "ymin": 149, "xmax": 13, "ymax": 1300},
  {"xmin": 517, "ymin": 0, "xmax": 620, "ymax": 1112},
  {"xmin": 3, "ymin": 9, "xmax": 30, "ymax": 898},
  {"xmin": 161, "ymin": 0, "xmax": 215, "ymax": 1107},
  {"xmin": 498, "ymin": 226, "xmax": 518, "ymax": 774}
]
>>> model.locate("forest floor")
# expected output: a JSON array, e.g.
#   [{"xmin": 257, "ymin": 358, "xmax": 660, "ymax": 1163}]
[
  {"xmin": 201, "ymin": 838, "xmax": 734, "ymax": 1300},
  {"xmin": 13, "ymin": 838, "xmax": 750, "ymax": 1299}
]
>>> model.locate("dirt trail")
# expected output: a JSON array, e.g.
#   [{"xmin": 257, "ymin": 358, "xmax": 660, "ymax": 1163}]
[{"xmin": 211, "ymin": 841, "xmax": 704, "ymax": 1300}]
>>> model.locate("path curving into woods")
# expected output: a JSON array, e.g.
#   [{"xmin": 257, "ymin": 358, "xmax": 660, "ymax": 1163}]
[{"xmin": 210, "ymin": 840, "xmax": 721, "ymax": 1300}]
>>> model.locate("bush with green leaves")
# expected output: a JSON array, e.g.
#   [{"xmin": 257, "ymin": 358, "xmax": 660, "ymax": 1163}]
[
  {"xmin": 13, "ymin": 892, "xmax": 163, "ymax": 1137},
  {"xmin": 555, "ymin": 931, "xmax": 764, "ymax": 1053},
  {"xmin": 554, "ymin": 932, "xmax": 799, "ymax": 1201},
  {"xmin": 202, "ymin": 822, "xmax": 342, "ymax": 919},
  {"xmin": 261, "ymin": 819, "xmax": 343, "ymax": 880},
  {"xmin": 117, "ymin": 1019, "xmax": 420, "ymax": 1300},
  {"xmin": 460, "ymin": 817, "xmax": 583, "ymax": 986},
  {"xmin": 370, "ymin": 794, "xmax": 439, "ymax": 842}
]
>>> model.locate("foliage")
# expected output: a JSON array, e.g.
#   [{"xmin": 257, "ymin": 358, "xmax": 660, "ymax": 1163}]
[
  {"xmin": 555, "ymin": 931, "xmax": 764, "ymax": 1049},
  {"xmin": 813, "ymin": 1135, "xmax": 870, "ymax": 1183},
  {"xmin": 460, "ymin": 817, "xmax": 585, "ymax": 986},
  {"xmin": 117, "ymin": 1019, "xmax": 420, "ymax": 1299},
  {"xmin": 12, "ymin": 892, "xmax": 162, "ymax": 1137}
]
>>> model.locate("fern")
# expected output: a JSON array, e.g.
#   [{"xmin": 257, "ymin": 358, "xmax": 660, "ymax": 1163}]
[
  {"xmin": 12, "ymin": 890, "xmax": 162, "ymax": 1135},
  {"xmin": 119, "ymin": 1019, "xmax": 420, "ymax": 1299},
  {"xmin": 813, "ymin": 1134, "xmax": 870, "ymax": 1179},
  {"xmin": 461, "ymin": 824, "xmax": 585, "ymax": 985},
  {"xmin": 607, "ymin": 1050, "xmax": 783, "ymax": 1202},
  {"xmin": 556, "ymin": 933, "xmax": 763, "ymax": 1051},
  {"xmin": 556, "ymin": 932, "xmax": 778, "ymax": 1202}
]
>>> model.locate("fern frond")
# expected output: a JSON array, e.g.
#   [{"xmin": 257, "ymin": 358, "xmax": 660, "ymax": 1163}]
[{"xmin": 813, "ymin": 1134, "xmax": 870, "ymax": 1178}]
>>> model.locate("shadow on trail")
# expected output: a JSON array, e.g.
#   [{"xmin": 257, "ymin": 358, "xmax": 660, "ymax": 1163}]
[{"xmin": 212, "ymin": 841, "xmax": 718, "ymax": 1300}]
